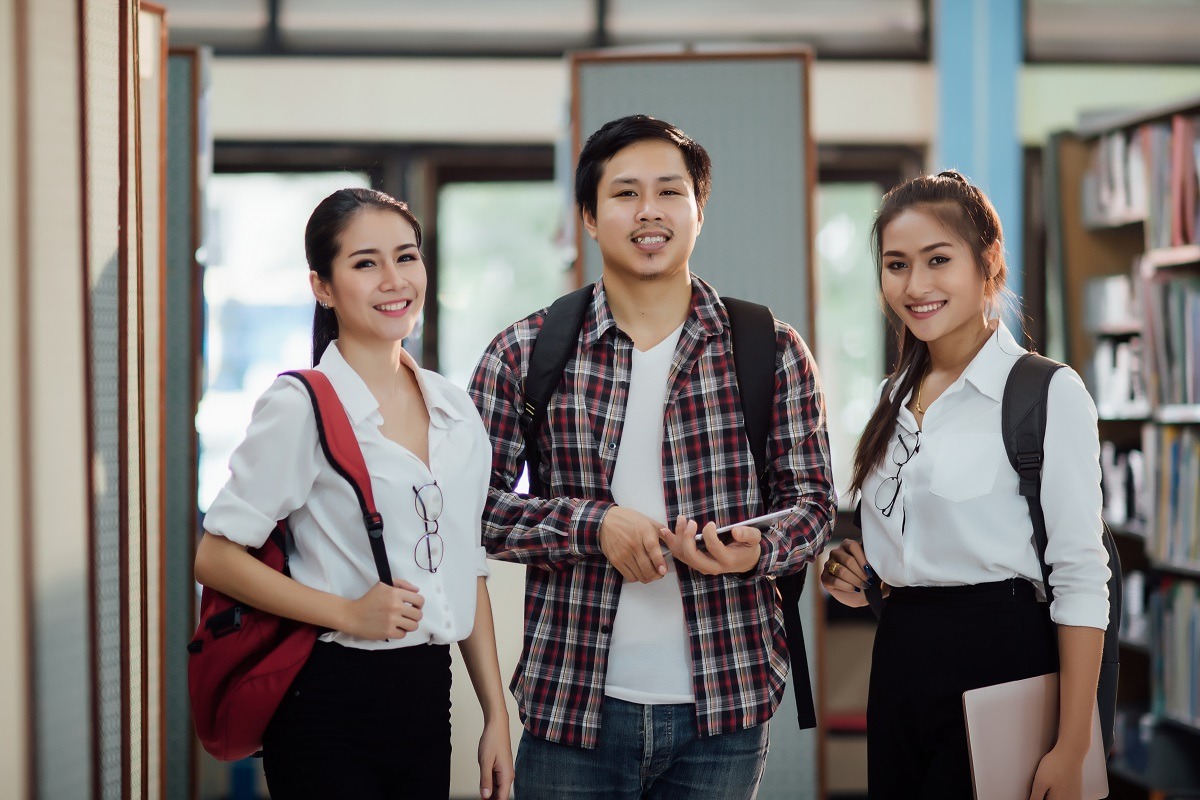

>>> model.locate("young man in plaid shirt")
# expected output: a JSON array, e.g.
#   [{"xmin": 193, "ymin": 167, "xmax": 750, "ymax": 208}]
[{"xmin": 468, "ymin": 114, "xmax": 835, "ymax": 799}]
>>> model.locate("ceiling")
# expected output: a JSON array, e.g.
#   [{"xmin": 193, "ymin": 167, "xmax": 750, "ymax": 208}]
[{"xmin": 150, "ymin": 0, "xmax": 1200, "ymax": 63}]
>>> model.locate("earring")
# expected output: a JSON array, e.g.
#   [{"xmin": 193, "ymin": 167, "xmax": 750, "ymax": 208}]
[{"xmin": 319, "ymin": 301, "xmax": 330, "ymax": 309}]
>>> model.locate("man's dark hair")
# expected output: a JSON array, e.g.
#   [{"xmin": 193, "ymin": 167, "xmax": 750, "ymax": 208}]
[{"xmin": 574, "ymin": 114, "xmax": 713, "ymax": 220}]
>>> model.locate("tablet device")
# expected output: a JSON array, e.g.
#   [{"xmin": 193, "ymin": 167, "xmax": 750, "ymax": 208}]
[
  {"xmin": 694, "ymin": 509, "xmax": 792, "ymax": 542},
  {"xmin": 962, "ymin": 672, "xmax": 1108, "ymax": 800}
]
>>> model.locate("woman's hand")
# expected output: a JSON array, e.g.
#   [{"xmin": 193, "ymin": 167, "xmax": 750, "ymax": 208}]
[
  {"xmin": 477, "ymin": 717, "xmax": 514, "ymax": 799},
  {"xmin": 340, "ymin": 580, "xmax": 424, "ymax": 640},
  {"xmin": 819, "ymin": 539, "xmax": 880, "ymax": 608},
  {"xmin": 1028, "ymin": 744, "xmax": 1085, "ymax": 799}
]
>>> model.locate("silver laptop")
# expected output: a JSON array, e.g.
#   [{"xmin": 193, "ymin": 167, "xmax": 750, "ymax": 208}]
[{"xmin": 963, "ymin": 673, "xmax": 1109, "ymax": 800}]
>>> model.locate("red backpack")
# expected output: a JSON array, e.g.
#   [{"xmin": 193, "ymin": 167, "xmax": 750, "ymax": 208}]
[{"xmin": 187, "ymin": 369, "xmax": 393, "ymax": 761}]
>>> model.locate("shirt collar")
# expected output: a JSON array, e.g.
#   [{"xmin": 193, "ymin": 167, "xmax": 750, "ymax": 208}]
[
  {"xmin": 959, "ymin": 320, "xmax": 1026, "ymax": 402},
  {"xmin": 583, "ymin": 275, "xmax": 726, "ymax": 349},
  {"xmin": 886, "ymin": 320, "xmax": 1025, "ymax": 406},
  {"xmin": 316, "ymin": 341, "xmax": 464, "ymax": 428}
]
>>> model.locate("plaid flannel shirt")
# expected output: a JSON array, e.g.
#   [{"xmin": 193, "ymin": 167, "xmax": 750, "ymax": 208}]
[{"xmin": 468, "ymin": 277, "xmax": 835, "ymax": 749}]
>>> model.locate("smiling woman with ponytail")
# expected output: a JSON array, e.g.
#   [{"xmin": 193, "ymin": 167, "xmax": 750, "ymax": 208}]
[
  {"xmin": 821, "ymin": 171, "xmax": 1109, "ymax": 799},
  {"xmin": 195, "ymin": 187, "xmax": 513, "ymax": 800}
]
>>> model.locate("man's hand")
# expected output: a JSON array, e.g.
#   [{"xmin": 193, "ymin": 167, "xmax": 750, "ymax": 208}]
[
  {"xmin": 660, "ymin": 515, "xmax": 762, "ymax": 576},
  {"xmin": 599, "ymin": 507, "xmax": 668, "ymax": 583}
]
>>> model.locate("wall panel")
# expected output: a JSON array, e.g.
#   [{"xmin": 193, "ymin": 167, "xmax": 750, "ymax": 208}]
[{"xmin": 27, "ymin": 0, "xmax": 93, "ymax": 795}]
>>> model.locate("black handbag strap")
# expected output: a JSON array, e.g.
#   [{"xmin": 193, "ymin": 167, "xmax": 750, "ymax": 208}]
[{"xmin": 284, "ymin": 369, "xmax": 393, "ymax": 586}]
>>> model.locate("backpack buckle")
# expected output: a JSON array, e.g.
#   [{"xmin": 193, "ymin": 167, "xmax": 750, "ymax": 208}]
[
  {"xmin": 364, "ymin": 512, "xmax": 384, "ymax": 539},
  {"xmin": 1015, "ymin": 452, "xmax": 1041, "ymax": 472}
]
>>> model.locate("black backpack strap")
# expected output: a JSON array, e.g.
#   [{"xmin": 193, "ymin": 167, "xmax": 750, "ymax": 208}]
[
  {"xmin": 722, "ymin": 297, "xmax": 776, "ymax": 488},
  {"xmin": 1002, "ymin": 353, "xmax": 1062, "ymax": 590},
  {"xmin": 520, "ymin": 286, "xmax": 594, "ymax": 496},
  {"xmin": 724, "ymin": 298, "xmax": 817, "ymax": 731},
  {"xmin": 1001, "ymin": 353, "xmax": 1122, "ymax": 754},
  {"xmin": 284, "ymin": 369, "xmax": 393, "ymax": 586}
]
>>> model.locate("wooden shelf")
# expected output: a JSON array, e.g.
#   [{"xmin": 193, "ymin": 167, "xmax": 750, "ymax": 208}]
[
  {"xmin": 1076, "ymin": 91, "xmax": 1200, "ymax": 138},
  {"xmin": 1084, "ymin": 211, "xmax": 1146, "ymax": 231},
  {"xmin": 1109, "ymin": 521, "xmax": 1148, "ymax": 540},
  {"xmin": 1149, "ymin": 559, "xmax": 1200, "ymax": 580},
  {"xmin": 1142, "ymin": 244, "xmax": 1200, "ymax": 271},
  {"xmin": 1099, "ymin": 412, "xmax": 1152, "ymax": 423},
  {"xmin": 1088, "ymin": 322, "xmax": 1143, "ymax": 337},
  {"xmin": 1120, "ymin": 633, "xmax": 1152, "ymax": 654},
  {"xmin": 1161, "ymin": 714, "xmax": 1200, "ymax": 737},
  {"xmin": 1154, "ymin": 405, "xmax": 1200, "ymax": 424}
]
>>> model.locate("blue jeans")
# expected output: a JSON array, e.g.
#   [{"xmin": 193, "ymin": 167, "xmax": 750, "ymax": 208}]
[{"xmin": 514, "ymin": 697, "xmax": 770, "ymax": 800}]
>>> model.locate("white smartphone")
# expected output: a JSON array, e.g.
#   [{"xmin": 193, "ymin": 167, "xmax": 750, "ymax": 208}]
[{"xmin": 693, "ymin": 509, "xmax": 792, "ymax": 542}]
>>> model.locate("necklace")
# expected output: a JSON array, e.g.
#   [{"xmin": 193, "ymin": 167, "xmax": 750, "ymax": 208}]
[{"xmin": 915, "ymin": 372, "xmax": 927, "ymax": 414}]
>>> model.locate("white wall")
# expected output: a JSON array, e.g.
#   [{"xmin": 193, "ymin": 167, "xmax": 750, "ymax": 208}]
[
  {"xmin": 0, "ymin": 0, "xmax": 28, "ymax": 789},
  {"xmin": 210, "ymin": 57, "xmax": 936, "ymax": 146},
  {"xmin": 1021, "ymin": 64, "xmax": 1200, "ymax": 145}
]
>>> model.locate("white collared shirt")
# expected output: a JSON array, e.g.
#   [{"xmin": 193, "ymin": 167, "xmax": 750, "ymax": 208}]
[
  {"xmin": 202, "ymin": 341, "xmax": 491, "ymax": 649},
  {"xmin": 860, "ymin": 323, "xmax": 1110, "ymax": 629}
]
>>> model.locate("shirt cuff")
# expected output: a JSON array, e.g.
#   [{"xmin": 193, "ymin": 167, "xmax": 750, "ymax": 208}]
[
  {"xmin": 569, "ymin": 499, "xmax": 615, "ymax": 556},
  {"xmin": 1049, "ymin": 591, "xmax": 1110, "ymax": 630},
  {"xmin": 474, "ymin": 545, "xmax": 491, "ymax": 578},
  {"xmin": 202, "ymin": 488, "xmax": 278, "ymax": 549}
]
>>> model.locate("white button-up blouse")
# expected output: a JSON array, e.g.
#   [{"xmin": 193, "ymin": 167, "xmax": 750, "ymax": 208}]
[
  {"xmin": 860, "ymin": 323, "xmax": 1110, "ymax": 629},
  {"xmin": 202, "ymin": 342, "xmax": 491, "ymax": 649}
]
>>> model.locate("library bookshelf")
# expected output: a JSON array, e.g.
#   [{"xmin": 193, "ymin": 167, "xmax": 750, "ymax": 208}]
[{"xmin": 1047, "ymin": 92, "xmax": 1200, "ymax": 799}]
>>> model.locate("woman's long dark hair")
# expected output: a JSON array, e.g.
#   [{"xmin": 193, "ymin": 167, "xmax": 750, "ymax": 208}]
[
  {"xmin": 849, "ymin": 170, "xmax": 1013, "ymax": 497},
  {"xmin": 305, "ymin": 187, "xmax": 423, "ymax": 365}
]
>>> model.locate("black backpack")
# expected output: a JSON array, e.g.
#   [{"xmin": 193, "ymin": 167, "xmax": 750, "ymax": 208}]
[
  {"xmin": 1002, "ymin": 352, "xmax": 1122, "ymax": 755},
  {"xmin": 519, "ymin": 285, "xmax": 817, "ymax": 730}
]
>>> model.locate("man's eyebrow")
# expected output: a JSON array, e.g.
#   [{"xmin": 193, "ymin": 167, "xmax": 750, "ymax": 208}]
[{"xmin": 610, "ymin": 174, "xmax": 687, "ymax": 185}]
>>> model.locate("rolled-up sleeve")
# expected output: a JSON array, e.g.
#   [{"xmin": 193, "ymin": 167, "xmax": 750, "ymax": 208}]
[
  {"xmin": 202, "ymin": 378, "xmax": 321, "ymax": 548},
  {"xmin": 1039, "ymin": 368, "xmax": 1110, "ymax": 629}
]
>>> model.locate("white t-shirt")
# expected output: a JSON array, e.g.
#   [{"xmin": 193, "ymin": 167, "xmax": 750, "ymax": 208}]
[
  {"xmin": 604, "ymin": 324, "xmax": 695, "ymax": 704},
  {"xmin": 202, "ymin": 341, "xmax": 491, "ymax": 649},
  {"xmin": 859, "ymin": 322, "xmax": 1110, "ymax": 629}
]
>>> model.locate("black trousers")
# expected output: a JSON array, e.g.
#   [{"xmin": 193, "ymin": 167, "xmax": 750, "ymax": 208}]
[
  {"xmin": 867, "ymin": 579, "xmax": 1058, "ymax": 799},
  {"xmin": 262, "ymin": 640, "xmax": 453, "ymax": 799}
]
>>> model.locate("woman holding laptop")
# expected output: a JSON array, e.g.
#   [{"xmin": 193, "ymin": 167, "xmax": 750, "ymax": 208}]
[{"xmin": 819, "ymin": 171, "xmax": 1110, "ymax": 799}]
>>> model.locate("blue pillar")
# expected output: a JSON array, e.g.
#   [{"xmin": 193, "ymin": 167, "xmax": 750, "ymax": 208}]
[{"xmin": 935, "ymin": 0, "xmax": 1024, "ymax": 311}]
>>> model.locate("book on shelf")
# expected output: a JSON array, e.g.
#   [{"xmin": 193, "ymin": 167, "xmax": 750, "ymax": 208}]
[
  {"xmin": 1146, "ymin": 425, "xmax": 1200, "ymax": 567},
  {"xmin": 1151, "ymin": 579, "xmax": 1199, "ymax": 729},
  {"xmin": 1141, "ymin": 274, "xmax": 1200, "ymax": 407},
  {"xmin": 1086, "ymin": 114, "xmax": 1200, "ymax": 249},
  {"xmin": 1084, "ymin": 273, "xmax": 1140, "ymax": 333},
  {"xmin": 1102, "ymin": 440, "xmax": 1150, "ymax": 532},
  {"xmin": 1090, "ymin": 337, "xmax": 1152, "ymax": 418}
]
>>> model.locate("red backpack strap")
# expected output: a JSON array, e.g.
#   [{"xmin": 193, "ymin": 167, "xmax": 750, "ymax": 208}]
[{"xmin": 283, "ymin": 369, "xmax": 393, "ymax": 586}]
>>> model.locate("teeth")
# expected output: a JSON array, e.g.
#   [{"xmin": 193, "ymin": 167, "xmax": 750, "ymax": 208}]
[
  {"xmin": 911, "ymin": 302, "xmax": 945, "ymax": 314},
  {"xmin": 376, "ymin": 301, "xmax": 410, "ymax": 312},
  {"xmin": 635, "ymin": 235, "xmax": 666, "ymax": 244}
]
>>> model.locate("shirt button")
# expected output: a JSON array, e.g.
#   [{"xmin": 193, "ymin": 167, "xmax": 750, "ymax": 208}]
[
  {"xmin": 434, "ymin": 585, "xmax": 443, "ymax": 595},
  {"xmin": 600, "ymin": 624, "xmax": 611, "ymax": 634},
  {"xmin": 607, "ymin": 442, "xmax": 617, "ymax": 451}
]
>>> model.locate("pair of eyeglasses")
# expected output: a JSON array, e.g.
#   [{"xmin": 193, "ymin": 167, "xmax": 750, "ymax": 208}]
[
  {"xmin": 413, "ymin": 482, "xmax": 444, "ymax": 573},
  {"xmin": 873, "ymin": 431, "xmax": 920, "ymax": 518}
]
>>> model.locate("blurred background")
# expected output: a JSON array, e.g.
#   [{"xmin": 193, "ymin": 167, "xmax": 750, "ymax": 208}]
[{"xmin": 3, "ymin": 1, "xmax": 1199, "ymax": 798}]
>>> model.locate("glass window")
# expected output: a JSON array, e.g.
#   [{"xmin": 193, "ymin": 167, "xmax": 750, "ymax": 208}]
[
  {"xmin": 197, "ymin": 171, "xmax": 370, "ymax": 512},
  {"xmin": 436, "ymin": 181, "xmax": 572, "ymax": 389},
  {"xmin": 815, "ymin": 183, "xmax": 886, "ymax": 508}
]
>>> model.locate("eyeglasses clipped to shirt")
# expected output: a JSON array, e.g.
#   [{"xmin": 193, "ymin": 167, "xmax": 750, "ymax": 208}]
[
  {"xmin": 873, "ymin": 430, "xmax": 920, "ymax": 519},
  {"xmin": 413, "ymin": 481, "xmax": 444, "ymax": 573}
]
